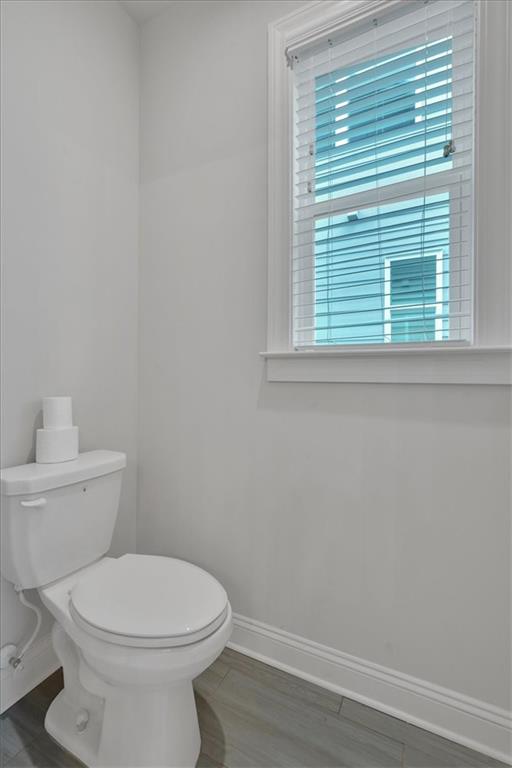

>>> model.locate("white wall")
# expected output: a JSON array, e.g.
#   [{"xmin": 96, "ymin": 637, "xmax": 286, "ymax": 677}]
[
  {"xmin": 1, "ymin": 0, "xmax": 510, "ymax": 754},
  {"xmin": 0, "ymin": 0, "xmax": 139, "ymax": 701},
  {"xmin": 139, "ymin": 0, "xmax": 511, "ymax": 716}
]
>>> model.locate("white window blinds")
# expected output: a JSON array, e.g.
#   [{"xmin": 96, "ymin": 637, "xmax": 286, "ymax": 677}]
[{"xmin": 291, "ymin": 0, "xmax": 475, "ymax": 348}]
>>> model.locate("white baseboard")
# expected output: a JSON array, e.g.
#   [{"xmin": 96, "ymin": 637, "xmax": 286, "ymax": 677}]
[
  {"xmin": 0, "ymin": 632, "xmax": 59, "ymax": 714},
  {"xmin": 229, "ymin": 613, "xmax": 512, "ymax": 765},
  {"xmin": 1, "ymin": 617, "xmax": 509, "ymax": 764}
]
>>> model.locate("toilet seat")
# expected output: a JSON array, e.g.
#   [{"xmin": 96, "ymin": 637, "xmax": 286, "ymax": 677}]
[{"xmin": 69, "ymin": 554, "xmax": 228, "ymax": 648}]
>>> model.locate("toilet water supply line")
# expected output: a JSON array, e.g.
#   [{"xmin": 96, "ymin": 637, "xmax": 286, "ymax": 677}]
[{"xmin": 9, "ymin": 586, "xmax": 43, "ymax": 670}]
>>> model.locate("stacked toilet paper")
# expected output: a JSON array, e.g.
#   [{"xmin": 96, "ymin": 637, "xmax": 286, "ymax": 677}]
[{"xmin": 36, "ymin": 397, "xmax": 79, "ymax": 463}]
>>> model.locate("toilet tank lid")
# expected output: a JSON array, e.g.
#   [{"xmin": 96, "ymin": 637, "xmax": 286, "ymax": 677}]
[{"xmin": 0, "ymin": 450, "xmax": 126, "ymax": 496}]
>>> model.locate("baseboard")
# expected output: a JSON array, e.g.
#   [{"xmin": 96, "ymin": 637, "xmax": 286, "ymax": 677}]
[
  {"xmin": 1, "ymin": 617, "xmax": 509, "ymax": 763},
  {"xmin": 229, "ymin": 613, "xmax": 512, "ymax": 765},
  {"xmin": 0, "ymin": 632, "xmax": 59, "ymax": 713}
]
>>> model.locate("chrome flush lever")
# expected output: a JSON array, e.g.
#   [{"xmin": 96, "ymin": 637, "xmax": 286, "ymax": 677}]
[{"xmin": 20, "ymin": 497, "xmax": 47, "ymax": 508}]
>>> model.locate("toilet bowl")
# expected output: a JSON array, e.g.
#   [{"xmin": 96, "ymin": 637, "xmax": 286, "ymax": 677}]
[
  {"xmin": 41, "ymin": 554, "xmax": 232, "ymax": 768},
  {"xmin": 0, "ymin": 451, "xmax": 232, "ymax": 767}
]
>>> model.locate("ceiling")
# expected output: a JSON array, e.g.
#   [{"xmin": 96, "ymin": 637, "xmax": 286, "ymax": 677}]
[{"xmin": 119, "ymin": 0, "xmax": 173, "ymax": 24}]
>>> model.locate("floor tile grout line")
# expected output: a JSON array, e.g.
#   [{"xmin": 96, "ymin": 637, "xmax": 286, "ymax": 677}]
[
  {"xmin": 335, "ymin": 709, "xmax": 408, "ymax": 755},
  {"xmin": 335, "ymin": 704, "xmax": 499, "ymax": 768},
  {"xmin": 3, "ymin": 744, "xmax": 33, "ymax": 768},
  {"xmin": 217, "ymin": 660, "xmax": 232, "ymax": 684},
  {"xmin": 214, "ymin": 664, "xmax": 346, "ymax": 723},
  {"xmin": 214, "ymin": 665, "xmax": 235, "ymax": 694},
  {"xmin": 1, "ymin": 724, "xmax": 42, "ymax": 767},
  {"xmin": 209, "ymin": 664, "xmax": 406, "ymax": 766},
  {"xmin": 220, "ymin": 652, "xmax": 344, "ymax": 717}
]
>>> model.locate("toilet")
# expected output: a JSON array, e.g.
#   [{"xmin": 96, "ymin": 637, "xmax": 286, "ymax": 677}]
[{"xmin": 0, "ymin": 450, "xmax": 232, "ymax": 768}]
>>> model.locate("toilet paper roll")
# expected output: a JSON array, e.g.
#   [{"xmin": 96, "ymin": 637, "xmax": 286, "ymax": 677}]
[
  {"xmin": 43, "ymin": 396, "xmax": 73, "ymax": 430},
  {"xmin": 36, "ymin": 426, "xmax": 79, "ymax": 464}
]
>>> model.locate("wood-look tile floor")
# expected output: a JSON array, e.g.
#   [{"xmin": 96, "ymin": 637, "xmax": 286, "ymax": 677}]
[{"xmin": 0, "ymin": 648, "xmax": 506, "ymax": 768}]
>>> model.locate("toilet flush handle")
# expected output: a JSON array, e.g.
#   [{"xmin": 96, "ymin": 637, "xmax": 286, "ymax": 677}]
[{"xmin": 20, "ymin": 497, "xmax": 47, "ymax": 508}]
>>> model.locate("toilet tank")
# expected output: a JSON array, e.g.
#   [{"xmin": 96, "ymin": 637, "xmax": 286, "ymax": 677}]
[{"xmin": 0, "ymin": 450, "xmax": 126, "ymax": 589}]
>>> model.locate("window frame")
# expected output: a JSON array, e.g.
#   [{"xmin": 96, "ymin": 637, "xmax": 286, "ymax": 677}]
[
  {"xmin": 264, "ymin": 0, "xmax": 512, "ymax": 384},
  {"xmin": 383, "ymin": 250, "xmax": 445, "ymax": 343}
]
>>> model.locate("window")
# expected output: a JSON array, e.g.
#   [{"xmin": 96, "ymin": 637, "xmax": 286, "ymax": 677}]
[
  {"xmin": 266, "ymin": 0, "xmax": 511, "ymax": 384},
  {"xmin": 384, "ymin": 251, "xmax": 444, "ymax": 343},
  {"xmin": 292, "ymin": 0, "xmax": 474, "ymax": 348}
]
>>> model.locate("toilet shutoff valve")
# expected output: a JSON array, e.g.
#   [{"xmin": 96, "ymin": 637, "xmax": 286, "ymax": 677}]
[{"xmin": 0, "ymin": 644, "xmax": 19, "ymax": 670}]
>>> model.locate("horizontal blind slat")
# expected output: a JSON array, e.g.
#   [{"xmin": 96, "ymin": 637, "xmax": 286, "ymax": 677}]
[
  {"xmin": 295, "ymin": 27, "xmax": 473, "ymax": 100},
  {"xmin": 308, "ymin": 79, "xmax": 464, "ymax": 138},
  {"xmin": 295, "ymin": 155, "xmax": 472, "ymax": 202},
  {"xmin": 293, "ymin": 2, "xmax": 473, "ymax": 84},
  {"xmin": 295, "ymin": 98, "xmax": 473, "ymax": 158},
  {"xmin": 297, "ymin": 288, "xmax": 471, "ymax": 308}
]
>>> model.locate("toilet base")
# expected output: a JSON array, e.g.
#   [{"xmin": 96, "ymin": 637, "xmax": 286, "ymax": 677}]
[
  {"xmin": 45, "ymin": 683, "xmax": 201, "ymax": 768},
  {"xmin": 39, "ymin": 583, "xmax": 231, "ymax": 768},
  {"xmin": 45, "ymin": 690, "xmax": 101, "ymax": 767}
]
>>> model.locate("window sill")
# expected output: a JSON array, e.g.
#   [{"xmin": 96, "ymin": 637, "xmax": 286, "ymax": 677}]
[{"xmin": 261, "ymin": 346, "xmax": 512, "ymax": 385}]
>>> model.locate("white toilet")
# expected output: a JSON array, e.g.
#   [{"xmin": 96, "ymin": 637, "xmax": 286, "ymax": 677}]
[{"xmin": 0, "ymin": 450, "xmax": 232, "ymax": 768}]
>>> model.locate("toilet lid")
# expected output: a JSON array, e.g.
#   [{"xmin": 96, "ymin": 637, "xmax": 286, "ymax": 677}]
[{"xmin": 70, "ymin": 554, "xmax": 228, "ymax": 648}]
